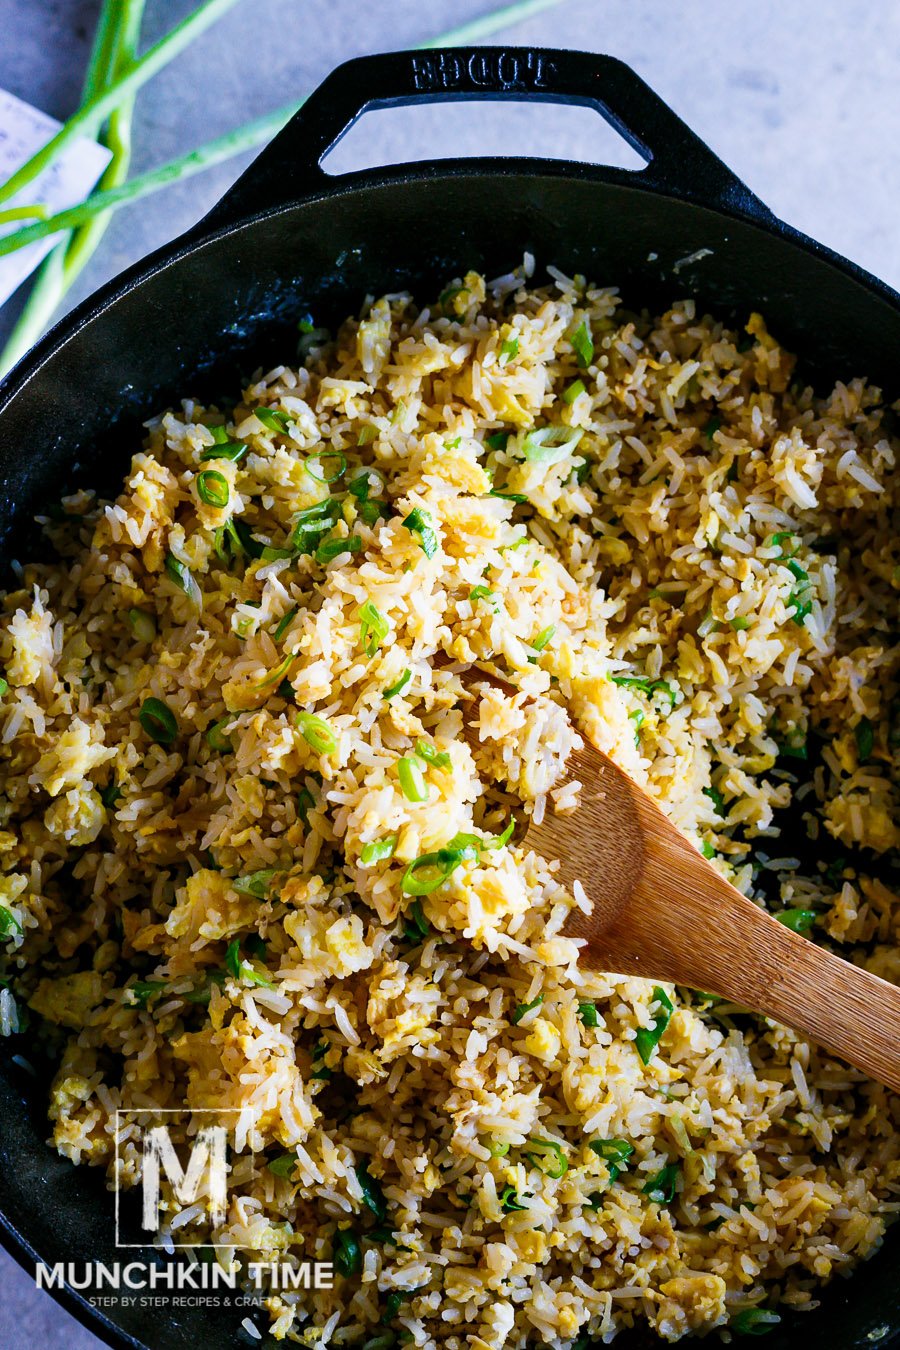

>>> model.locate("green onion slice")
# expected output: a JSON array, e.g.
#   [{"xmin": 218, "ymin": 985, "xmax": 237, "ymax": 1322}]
[
  {"xmin": 233, "ymin": 869, "xmax": 275, "ymax": 899},
  {"xmin": 272, "ymin": 606, "xmax": 298, "ymax": 642},
  {"xmin": 641, "ymin": 1161, "xmax": 680, "ymax": 1205},
  {"xmin": 205, "ymin": 717, "xmax": 234, "ymax": 752},
  {"xmin": 512, "ymin": 995, "xmax": 543, "ymax": 1025},
  {"xmin": 578, "ymin": 1001, "xmax": 599, "ymax": 1027},
  {"xmin": 531, "ymin": 624, "xmax": 556, "ymax": 652},
  {"xmin": 128, "ymin": 608, "xmax": 156, "ymax": 643},
  {"xmin": 499, "ymin": 336, "xmax": 519, "ymax": 365},
  {"xmin": 355, "ymin": 1162, "xmax": 387, "ymax": 1221},
  {"xmin": 196, "ymin": 469, "xmax": 230, "ymax": 508},
  {"xmin": 139, "ymin": 697, "xmax": 178, "ymax": 746},
  {"xmin": 401, "ymin": 847, "xmax": 471, "ymax": 895},
  {"xmin": 523, "ymin": 1138, "xmax": 568, "ymax": 1178},
  {"xmin": 569, "ymin": 319, "xmax": 594, "ymax": 368},
  {"xmin": 855, "ymin": 717, "xmax": 874, "ymax": 761},
  {"xmin": 165, "ymin": 553, "xmax": 202, "ymax": 608},
  {"xmin": 730, "ymin": 1308, "xmax": 781, "ymax": 1335},
  {"xmin": 297, "ymin": 711, "xmax": 338, "ymax": 755},
  {"xmin": 306, "ymin": 450, "xmax": 347, "ymax": 484},
  {"xmin": 200, "ymin": 440, "xmax": 246, "ymax": 463},
  {"xmin": 402, "ymin": 507, "xmax": 438, "ymax": 559},
  {"xmin": 634, "ymin": 986, "xmax": 674, "ymax": 1065},
  {"xmin": 333, "ymin": 1227, "xmax": 362, "ymax": 1278},
  {"xmin": 255, "ymin": 407, "xmax": 291, "ymax": 434},
  {"xmin": 776, "ymin": 908, "xmax": 817, "ymax": 933},
  {"xmin": 383, "ymin": 669, "xmax": 412, "ymax": 701},
  {"xmin": 268, "ymin": 1153, "xmax": 297, "ymax": 1177},
  {"xmin": 316, "ymin": 533, "xmax": 362, "ymax": 565},
  {"xmin": 414, "ymin": 740, "xmax": 451, "ymax": 772},
  {"xmin": 358, "ymin": 600, "xmax": 389, "ymax": 656},
  {"xmin": 521, "ymin": 425, "xmax": 584, "ymax": 464},
  {"xmin": 360, "ymin": 836, "xmax": 397, "ymax": 865},
  {"xmin": 562, "ymin": 379, "xmax": 586, "ymax": 405},
  {"xmin": 397, "ymin": 756, "xmax": 428, "ymax": 803}
]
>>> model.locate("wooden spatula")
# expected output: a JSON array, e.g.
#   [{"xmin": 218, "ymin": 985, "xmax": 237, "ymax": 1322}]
[{"xmin": 461, "ymin": 672, "xmax": 900, "ymax": 1093}]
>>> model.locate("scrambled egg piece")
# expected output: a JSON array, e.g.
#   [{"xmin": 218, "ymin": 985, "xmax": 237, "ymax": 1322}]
[
  {"xmin": 30, "ymin": 717, "xmax": 115, "ymax": 797},
  {"xmin": 44, "ymin": 785, "xmax": 106, "ymax": 846},
  {"xmin": 29, "ymin": 971, "xmax": 104, "ymax": 1029}
]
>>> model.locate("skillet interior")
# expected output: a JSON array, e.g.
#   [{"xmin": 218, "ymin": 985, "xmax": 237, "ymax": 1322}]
[{"xmin": 0, "ymin": 54, "xmax": 898, "ymax": 1350}]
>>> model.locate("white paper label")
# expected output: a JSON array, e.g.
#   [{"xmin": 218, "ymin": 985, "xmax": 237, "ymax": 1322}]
[{"xmin": 0, "ymin": 88, "xmax": 112, "ymax": 307}]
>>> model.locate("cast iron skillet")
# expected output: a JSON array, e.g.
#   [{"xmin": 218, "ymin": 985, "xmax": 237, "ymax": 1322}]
[{"xmin": 0, "ymin": 46, "xmax": 897, "ymax": 1350}]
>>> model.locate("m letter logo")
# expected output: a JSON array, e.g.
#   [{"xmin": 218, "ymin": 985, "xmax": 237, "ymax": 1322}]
[{"xmin": 141, "ymin": 1125, "xmax": 228, "ymax": 1231}]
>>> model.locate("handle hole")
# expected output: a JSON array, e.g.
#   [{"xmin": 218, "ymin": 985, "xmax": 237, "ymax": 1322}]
[{"xmin": 321, "ymin": 99, "xmax": 648, "ymax": 176}]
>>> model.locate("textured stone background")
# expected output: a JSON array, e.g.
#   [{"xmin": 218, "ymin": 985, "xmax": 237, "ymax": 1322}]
[{"xmin": 0, "ymin": 0, "xmax": 898, "ymax": 1344}]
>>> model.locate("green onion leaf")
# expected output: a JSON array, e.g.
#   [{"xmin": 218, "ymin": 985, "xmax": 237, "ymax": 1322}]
[
  {"xmin": 129, "ymin": 979, "xmax": 166, "ymax": 1007},
  {"xmin": 729, "ymin": 616, "xmax": 752, "ymax": 631},
  {"xmin": 521, "ymin": 424, "xmax": 584, "ymax": 464},
  {"xmin": 358, "ymin": 600, "xmax": 390, "ymax": 656},
  {"xmin": 397, "ymin": 756, "xmax": 428, "ymax": 803},
  {"xmin": 705, "ymin": 414, "xmax": 722, "ymax": 443},
  {"xmin": 255, "ymin": 407, "xmax": 291, "ymax": 434},
  {"xmin": 360, "ymin": 836, "xmax": 397, "ymax": 866},
  {"xmin": 383, "ymin": 669, "xmax": 412, "ymax": 701},
  {"xmin": 355, "ymin": 1161, "xmax": 387, "ymax": 1222},
  {"xmin": 767, "ymin": 531, "xmax": 800, "ymax": 558},
  {"xmin": 469, "ymin": 585, "xmax": 494, "ymax": 604},
  {"xmin": 700, "ymin": 840, "xmax": 716, "ymax": 860},
  {"xmin": 268, "ymin": 1153, "xmax": 297, "ymax": 1177},
  {"xmin": 486, "ymin": 1139, "xmax": 510, "ymax": 1157},
  {"xmin": 485, "ymin": 430, "xmax": 511, "ymax": 451},
  {"xmin": 523, "ymin": 1138, "xmax": 568, "ymax": 1178},
  {"xmin": 499, "ymin": 1185, "xmax": 528, "ymax": 1213},
  {"xmin": 206, "ymin": 717, "xmax": 233, "ymax": 752},
  {"xmin": 164, "ymin": 553, "xmax": 202, "ymax": 608},
  {"xmin": 139, "ymin": 697, "xmax": 178, "ymax": 746},
  {"xmin": 272, "ymin": 606, "xmax": 298, "ymax": 642},
  {"xmin": 128, "ymin": 608, "xmax": 156, "ymax": 643},
  {"xmin": 578, "ymin": 1002, "xmax": 599, "ymax": 1027},
  {"xmin": 233, "ymin": 870, "xmax": 275, "ymax": 899},
  {"xmin": 200, "ymin": 440, "xmax": 246, "ymax": 463},
  {"xmin": 778, "ymin": 730, "xmax": 807, "ymax": 760},
  {"xmin": 569, "ymin": 319, "xmax": 594, "ymax": 368},
  {"xmin": 306, "ymin": 450, "xmax": 347, "ymax": 484},
  {"xmin": 531, "ymin": 624, "xmax": 556, "ymax": 652},
  {"xmin": 401, "ymin": 847, "xmax": 470, "ymax": 896},
  {"xmin": 489, "ymin": 489, "xmax": 529, "ymax": 503},
  {"xmin": 0, "ymin": 906, "xmax": 22, "ymax": 939},
  {"xmin": 289, "ymin": 498, "xmax": 343, "ymax": 553},
  {"xmin": 776, "ymin": 908, "xmax": 817, "ymax": 933},
  {"xmin": 512, "ymin": 995, "xmax": 543, "ymax": 1025},
  {"xmin": 196, "ymin": 469, "xmax": 230, "ymax": 508},
  {"xmin": 562, "ymin": 379, "xmax": 586, "ymax": 405},
  {"xmin": 589, "ymin": 1138, "xmax": 634, "ymax": 1182},
  {"xmin": 855, "ymin": 717, "xmax": 874, "ymax": 761},
  {"xmin": 402, "ymin": 507, "xmax": 439, "ymax": 559},
  {"xmin": 357, "ymin": 425, "xmax": 378, "ymax": 446},
  {"xmin": 99, "ymin": 782, "xmax": 122, "ymax": 809},
  {"xmin": 730, "ymin": 1308, "xmax": 781, "ymax": 1336},
  {"xmin": 297, "ymin": 711, "xmax": 338, "ymax": 755},
  {"xmin": 634, "ymin": 986, "xmax": 674, "ymax": 1065},
  {"xmin": 403, "ymin": 898, "xmax": 430, "ymax": 944},
  {"xmin": 414, "ymin": 740, "xmax": 452, "ymax": 772},
  {"xmin": 703, "ymin": 785, "xmax": 726, "ymax": 816},
  {"xmin": 316, "ymin": 533, "xmax": 362, "ymax": 565},
  {"xmin": 334, "ymin": 1227, "xmax": 362, "ymax": 1278},
  {"xmin": 0, "ymin": 675, "xmax": 7, "ymax": 698},
  {"xmin": 499, "ymin": 336, "xmax": 519, "ymax": 365},
  {"xmin": 641, "ymin": 1161, "xmax": 680, "ymax": 1205}
]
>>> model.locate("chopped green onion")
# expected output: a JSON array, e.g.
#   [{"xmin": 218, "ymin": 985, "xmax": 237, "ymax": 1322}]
[
  {"xmin": 165, "ymin": 553, "xmax": 202, "ymax": 608},
  {"xmin": 469, "ymin": 585, "xmax": 494, "ymax": 603},
  {"xmin": 233, "ymin": 870, "xmax": 275, "ymax": 899},
  {"xmin": 206, "ymin": 716, "xmax": 233, "ymax": 752},
  {"xmin": 0, "ymin": 907, "xmax": 22, "ymax": 939},
  {"xmin": 855, "ymin": 717, "xmax": 874, "ymax": 761},
  {"xmin": 333, "ymin": 1228, "xmax": 362, "ymax": 1278},
  {"xmin": 414, "ymin": 740, "xmax": 452, "ymax": 772},
  {"xmin": 360, "ymin": 836, "xmax": 397, "ymax": 866},
  {"xmin": 485, "ymin": 430, "xmax": 511, "ymax": 451},
  {"xmin": 705, "ymin": 414, "xmax": 722, "ymax": 442},
  {"xmin": 445, "ymin": 435, "xmax": 462, "ymax": 449},
  {"xmin": 358, "ymin": 600, "xmax": 390, "ymax": 656},
  {"xmin": 778, "ymin": 729, "xmax": 807, "ymax": 760},
  {"xmin": 200, "ymin": 438, "xmax": 246, "ymax": 463},
  {"xmin": 224, "ymin": 937, "xmax": 273, "ymax": 987},
  {"xmin": 439, "ymin": 283, "xmax": 468, "ymax": 310},
  {"xmin": 306, "ymin": 449, "xmax": 347, "ymax": 484},
  {"xmin": 290, "ymin": 498, "xmax": 343, "ymax": 552},
  {"xmin": 196, "ymin": 469, "xmax": 230, "ymax": 508},
  {"xmin": 524, "ymin": 1138, "xmax": 568, "ymax": 1178},
  {"xmin": 129, "ymin": 979, "xmax": 166, "ymax": 1007},
  {"xmin": 272, "ymin": 606, "xmax": 298, "ymax": 642},
  {"xmin": 402, "ymin": 507, "xmax": 438, "ymax": 559},
  {"xmin": 729, "ymin": 616, "xmax": 752, "ymax": 631},
  {"xmin": 589, "ymin": 1137, "xmax": 634, "ymax": 1185},
  {"xmin": 360, "ymin": 498, "xmax": 390, "ymax": 526},
  {"xmin": 139, "ymin": 697, "xmax": 178, "ymax": 746},
  {"xmin": 634, "ymin": 986, "xmax": 674, "ymax": 1065},
  {"xmin": 776, "ymin": 908, "xmax": 817, "ymax": 933},
  {"xmin": 297, "ymin": 316, "xmax": 314, "ymax": 334},
  {"xmin": 512, "ymin": 995, "xmax": 543, "ymax": 1025},
  {"xmin": 489, "ymin": 489, "xmax": 528, "ymax": 503},
  {"xmin": 0, "ymin": 675, "xmax": 7, "ymax": 698},
  {"xmin": 700, "ymin": 840, "xmax": 716, "ymax": 860},
  {"xmin": 355, "ymin": 1161, "xmax": 387, "ymax": 1222},
  {"xmin": 316, "ymin": 533, "xmax": 362, "ymax": 565},
  {"xmin": 383, "ymin": 669, "xmax": 412, "ymax": 701},
  {"xmin": 521, "ymin": 424, "xmax": 584, "ymax": 464},
  {"xmin": 403, "ymin": 898, "xmax": 430, "ymax": 944},
  {"xmin": 99, "ymin": 782, "xmax": 122, "ymax": 809},
  {"xmin": 297, "ymin": 711, "xmax": 338, "ymax": 755},
  {"xmin": 499, "ymin": 1185, "xmax": 528, "ymax": 1213},
  {"xmin": 397, "ymin": 756, "xmax": 428, "ymax": 803},
  {"xmin": 255, "ymin": 407, "xmax": 291, "ymax": 434},
  {"xmin": 578, "ymin": 1001, "xmax": 599, "ymax": 1027},
  {"xmin": 357, "ymin": 425, "xmax": 378, "ymax": 446},
  {"xmin": 569, "ymin": 318, "xmax": 593, "ymax": 368},
  {"xmin": 486, "ymin": 1139, "xmax": 510, "ymax": 1157},
  {"xmin": 642, "ymin": 1161, "xmax": 680, "ymax": 1205},
  {"xmin": 483, "ymin": 819, "xmax": 515, "ymax": 850},
  {"xmin": 268, "ymin": 1153, "xmax": 297, "ymax": 1177},
  {"xmin": 401, "ymin": 847, "xmax": 470, "ymax": 896},
  {"xmin": 562, "ymin": 379, "xmax": 586, "ymax": 404},
  {"xmin": 128, "ymin": 608, "xmax": 156, "ymax": 643},
  {"xmin": 531, "ymin": 624, "xmax": 555, "ymax": 652},
  {"xmin": 703, "ymin": 784, "xmax": 726, "ymax": 816},
  {"xmin": 629, "ymin": 708, "xmax": 644, "ymax": 743},
  {"xmin": 499, "ymin": 336, "xmax": 519, "ymax": 365},
  {"xmin": 767, "ymin": 531, "xmax": 800, "ymax": 558},
  {"xmin": 730, "ymin": 1308, "xmax": 781, "ymax": 1336}
]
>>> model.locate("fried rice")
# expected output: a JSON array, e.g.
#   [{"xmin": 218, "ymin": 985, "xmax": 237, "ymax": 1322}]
[{"xmin": 0, "ymin": 258, "xmax": 898, "ymax": 1345}]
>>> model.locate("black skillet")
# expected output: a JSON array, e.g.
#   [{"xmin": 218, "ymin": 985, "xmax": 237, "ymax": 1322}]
[{"xmin": 0, "ymin": 46, "xmax": 897, "ymax": 1350}]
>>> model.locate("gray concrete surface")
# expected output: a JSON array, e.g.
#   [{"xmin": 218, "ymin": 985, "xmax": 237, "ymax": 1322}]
[{"xmin": 0, "ymin": 0, "xmax": 898, "ymax": 1345}]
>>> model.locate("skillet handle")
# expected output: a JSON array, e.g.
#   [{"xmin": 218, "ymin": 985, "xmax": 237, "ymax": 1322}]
[{"xmin": 202, "ymin": 47, "xmax": 775, "ymax": 230}]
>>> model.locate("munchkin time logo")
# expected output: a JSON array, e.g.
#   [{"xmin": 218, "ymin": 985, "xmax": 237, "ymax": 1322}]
[{"xmin": 33, "ymin": 1109, "xmax": 334, "ymax": 1306}]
